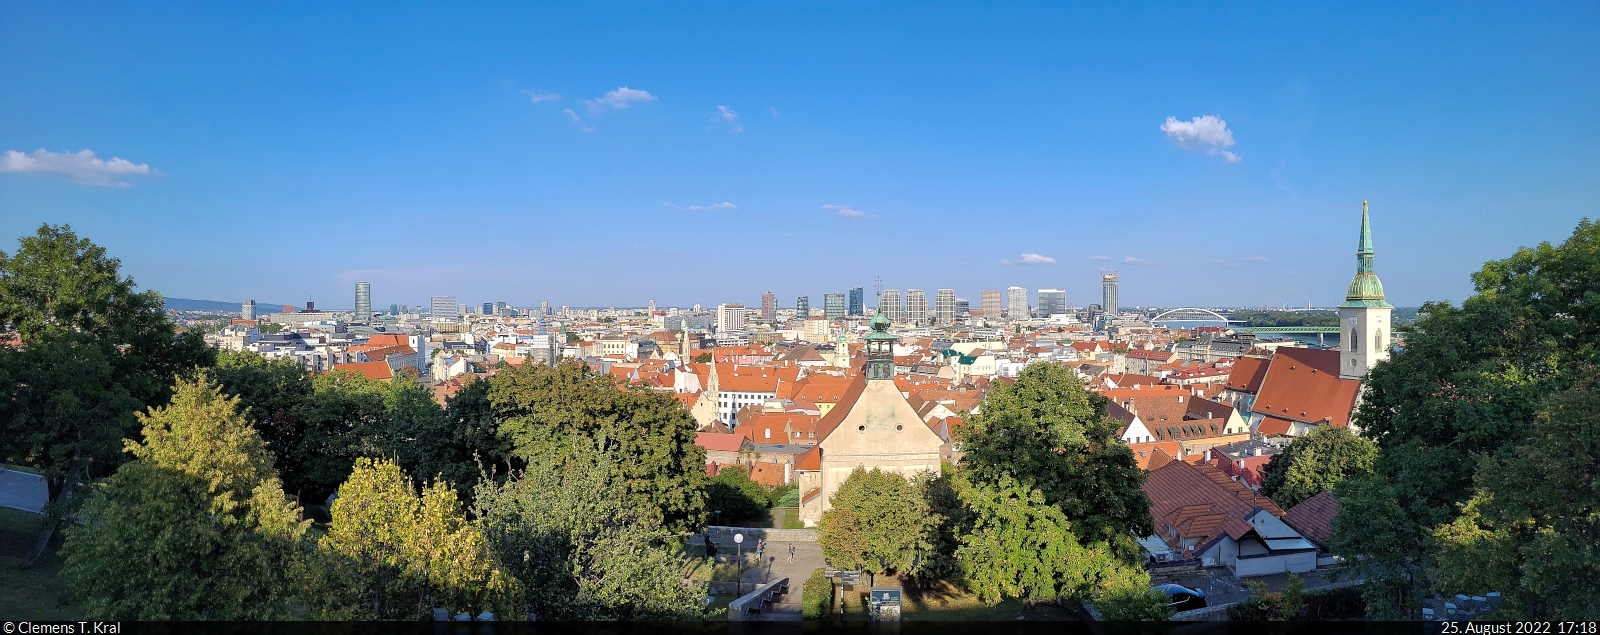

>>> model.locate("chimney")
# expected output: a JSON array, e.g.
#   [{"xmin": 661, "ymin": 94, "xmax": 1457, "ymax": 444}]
[
  {"xmin": 1205, "ymin": 449, "xmax": 1212, "ymax": 462},
  {"xmin": 1252, "ymin": 447, "xmax": 1263, "ymax": 457}
]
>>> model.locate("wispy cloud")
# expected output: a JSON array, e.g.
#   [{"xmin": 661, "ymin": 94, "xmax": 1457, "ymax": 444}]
[
  {"xmin": 1238, "ymin": 255, "xmax": 1268, "ymax": 262},
  {"xmin": 523, "ymin": 90, "xmax": 561, "ymax": 103},
  {"xmin": 822, "ymin": 204, "xmax": 867, "ymax": 218},
  {"xmin": 2, "ymin": 148, "xmax": 155, "ymax": 187},
  {"xmin": 1087, "ymin": 255, "xmax": 1110, "ymax": 261},
  {"xmin": 1000, "ymin": 253, "xmax": 1057, "ymax": 266},
  {"xmin": 664, "ymin": 202, "xmax": 737, "ymax": 211},
  {"xmin": 1161, "ymin": 115, "xmax": 1241, "ymax": 162},
  {"xmin": 1122, "ymin": 257, "xmax": 1166, "ymax": 265},
  {"xmin": 562, "ymin": 108, "xmax": 595, "ymax": 132},
  {"xmin": 585, "ymin": 86, "xmax": 658, "ymax": 114},
  {"xmin": 769, "ymin": 106, "xmax": 779, "ymax": 117},
  {"xmin": 713, "ymin": 105, "xmax": 742, "ymax": 133}
]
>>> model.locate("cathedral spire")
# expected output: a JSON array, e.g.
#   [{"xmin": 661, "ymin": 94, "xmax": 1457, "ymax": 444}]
[{"xmin": 1341, "ymin": 200, "xmax": 1390, "ymax": 308}]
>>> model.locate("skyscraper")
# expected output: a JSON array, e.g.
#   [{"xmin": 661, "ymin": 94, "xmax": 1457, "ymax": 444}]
[
  {"xmin": 481, "ymin": 302, "xmax": 493, "ymax": 315},
  {"xmin": 1101, "ymin": 273, "xmax": 1119, "ymax": 316},
  {"xmin": 354, "ymin": 281, "xmax": 371, "ymax": 323},
  {"xmin": 1007, "ymin": 287, "xmax": 1029, "ymax": 320},
  {"xmin": 980, "ymin": 290, "xmax": 1002, "ymax": 319},
  {"xmin": 824, "ymin": 293, "xmax": 846, "ymax": 319},
  {"xmin": 1037, "ymin": 289, "xmax": 1066, "ymax": 317},
  {"xmin": 241, "ymin": 299, "xmax": 255, "ymax": 321},
  {"xmin": 648, "ymin": 299, "xmax": 657, "ymax": 313},
  {"xmin": 796, "ymin": 296, "xmax": 810, "ymax": 317},
  {"xmin": 880, "ymin": 289, "xmax": 902, "ymax": 322},
  {"xmin": 955, "ymin": 297, "xmax": 969, "ymax": 317},
  {"xmin": 716, "ymin": 303, "xmax": 747, "ymax": 332},
  {"xmin": 848, "ymin": 287, "xmax": 865, "ymax": 316},
  {"xmin": 761, "ymin": 291, "xmax": 776, "ymax": 320},
  {"xmin": 935, "ymin": 288, "xmax": 956, "ymax": 324},
  {"xmin": 430, "ymin": 295, "xmax": 459, "ymax": 320},
  {"xmin": 906, "ymin": 289, "xmax": 928, "ymax": 324},
  {"xmin": 1338, "ymin": 201, "xmax": 1393, "ymax": 380}
]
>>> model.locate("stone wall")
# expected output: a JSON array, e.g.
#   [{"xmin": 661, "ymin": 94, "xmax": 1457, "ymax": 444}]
[{"xmin": 691, "ymin": 526, "xmax": 819, "ymax": 545}]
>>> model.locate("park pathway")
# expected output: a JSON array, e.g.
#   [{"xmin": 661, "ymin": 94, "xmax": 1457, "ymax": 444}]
[{"xmin": 736, "ymin": 540, "xmax": 824, "ymax": 619}]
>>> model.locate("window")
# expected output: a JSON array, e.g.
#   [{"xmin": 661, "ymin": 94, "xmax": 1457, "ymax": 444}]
[
  {"xmin": 1376, "ymin": 329, "xmax": 1385, "ymax": 350},
  {"xmin": 764, "ymin": 429, "xmax": 770, "ymax": 439},
  {"xmin": 1350, "ymin": 329, "xmax": 1358, "ymax": 352}
]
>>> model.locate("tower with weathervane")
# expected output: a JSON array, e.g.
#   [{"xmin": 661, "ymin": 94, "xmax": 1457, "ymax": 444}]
[
  {"xmin": 1338, "ymin": 201, "xmax": 1393, "ymax": 380},
  {"xmin": 864, "ymin": 301, "xmax": 896, "ymax": 380}
]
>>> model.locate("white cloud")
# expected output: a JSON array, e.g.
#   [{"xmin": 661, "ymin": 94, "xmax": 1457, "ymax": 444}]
[
  {"xmin": 1161, "ymin": 115, "xmax": 1241, "ymax": 162},
  {"xmin": 1000, "ymin": 253, "xmax": 1056, "ymax": 265},
  {"xmin": 822, "ymin": 204, "xmax": 866, "ymax": 218},
  {"xmin": 1, "ymin": 149, "xmax": 155, "ymax": 187},
  {"xmin": 1122, "ymin": 257, "xmax": 1166, "ymax": 265},
  {"xmin": 1238, "ymin": 255, "xmax": 1268, "ymax": 262},
  {"xmin": 713, "ymin": 105, "xmax": 742, "ymax": 133},
  {"xmin": 1087, "ymin": 255, "xmax": 1110, "ymax": 261},
  {"xmin": 524, "ymin": 90, "xmax": 561, "ymax": 103},
  {"xmin": 562, "ymin": 108, "xmax": 595, "ymax": 132},
  {"xmin": 664, "ymin": 202, "xmax": 737, "ymax": 211},
  {"xmin": 769, "ymin": 106, "xmax": 779, "ymax": 117},
  {"xmin": 585, "ymin": 86, "xmax": 658, "ymax": 114}
]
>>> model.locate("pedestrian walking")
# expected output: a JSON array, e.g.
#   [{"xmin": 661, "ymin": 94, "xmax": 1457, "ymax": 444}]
[{"xmin": 787, "ymin": 543, "xmax": 795, "ymax": 563}]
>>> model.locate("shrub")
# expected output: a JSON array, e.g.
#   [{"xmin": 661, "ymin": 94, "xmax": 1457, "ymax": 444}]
[{"xmin": 801, "ymin": 568, "xmax": 833, "ymax": 620}]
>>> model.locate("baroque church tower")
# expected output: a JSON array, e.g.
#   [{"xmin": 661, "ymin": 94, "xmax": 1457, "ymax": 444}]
[{"xmin": 1338, "ymin": 201, "xmax": 1393, "ymax": 380}]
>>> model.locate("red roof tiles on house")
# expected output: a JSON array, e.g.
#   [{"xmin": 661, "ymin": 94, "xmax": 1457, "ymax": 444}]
[
  {"xmin": 1283, "ymin": 490, "xmax": 1338, "ymax": 550},
  {"xmin": 1251, "ymin": 348, "xmax": 1361, "ymax": 427}
]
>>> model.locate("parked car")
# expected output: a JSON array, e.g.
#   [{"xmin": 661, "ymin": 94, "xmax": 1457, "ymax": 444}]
[{"xmin": 1153, "ymin": 583, "xmax": 1207, "ymax": 611}]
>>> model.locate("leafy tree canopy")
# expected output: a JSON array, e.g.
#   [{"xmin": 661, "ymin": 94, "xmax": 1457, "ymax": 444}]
[
  {"xmin": 818, "ymin": 468, "xmax": 935, "ymax": 585},
  {"xmin": 1335, "ymin": 218, "xmax": 1600, "ymax": 618},
  {"xmin": 1259, "ymin": 426, "xmax": 1377, "ymax": 510},
  {"xmin": 61, "ymin": 378, "xmax": 307, "ymax": 619},
  {"xmin": 488, "ymin": 361, "xmax": 707, "ymax": 532},
  {"xmin": 959, "ymin": 362, "xmax": 1153, "ymax": 550},
  {"xmin": 706, "ymin": 465, "xmax": 768, "ymax": 522}
]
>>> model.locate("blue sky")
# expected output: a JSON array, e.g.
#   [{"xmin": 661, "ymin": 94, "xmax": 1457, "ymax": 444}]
[{"xmin": 2, "ymin": 2, "xmax": 1596, "ymax": 310}]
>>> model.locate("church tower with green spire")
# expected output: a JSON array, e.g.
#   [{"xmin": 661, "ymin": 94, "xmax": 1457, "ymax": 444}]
[
  {"xmin": 864, "ymin": 297, "xmax": 896, "ymax": 381},
  {"xmin": 1338, "ymin": 201, "xmax": 1393, "ymax": 380}
]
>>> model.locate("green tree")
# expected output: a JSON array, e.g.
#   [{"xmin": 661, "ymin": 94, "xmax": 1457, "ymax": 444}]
[
  {"xmin": 1259, "ymin": 426, "xmax": 1377, "ymax": 510},
  {"xmin": 285, "ymin": 369, "xmax": 392, "ymax": 502},
  {"xmin": 489, "ymin": 360, "xmax": 707, "ymax": 532},
  {"xmin": 706, "ymin": 465, "xmax": 768, "ymax": 522},
  {"xmin": 474, "ymin": 445, "xmax": 707, "ymax": 620},
  {"xmin": 800, "ymin": 568, "xmax": 833, "ymax": 620},
  {"xmin": 441, "ymin": 376, "xmax": 516, "ymax": 479},
  {"xmin": 1333, "ymin": 219, "xmax": 1600, "ymax": 618},
  {"xmin": 0, "ymin": 224, "xmax": 213, "ymax": 501},
  {"xmin": 1430, "ymin": 373, "xmax": 1600, "ymax": 618},
  {"xmin": 60, "ymin": 378, "xmax": 308, "ymax": 619},
  {"xmin": 818, "ymin": 468, "xmax": 935, "ymax": 586},
  {"xmin": 959, "ymin": 362, "xmax": 1153, "ymax": 552},
  {"xmin": 208, "ymin": 350, "xmax": 312, "ymax": 474},
  {"xmin": 308, "ymin": 457, "xmax": 518, "ymax": 620},
  {"xmin": 693, "ymin": 352, "xmax": 712, "ymax": 363}
]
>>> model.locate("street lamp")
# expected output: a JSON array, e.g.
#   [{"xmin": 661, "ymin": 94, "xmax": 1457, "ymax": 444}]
[{"xmin": 734, "ymin": 533, "xmax": 744, "ymax": 596}]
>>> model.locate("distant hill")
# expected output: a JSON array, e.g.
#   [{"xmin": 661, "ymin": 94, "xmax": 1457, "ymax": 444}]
[{"xmin": 164, "ymin": 298, "xmax": 248, "ymax": 312}]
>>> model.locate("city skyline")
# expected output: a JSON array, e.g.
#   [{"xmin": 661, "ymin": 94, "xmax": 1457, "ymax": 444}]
[{"xmin": 4, "ymin": 4, "xmax": 1596, "ymax": 309}]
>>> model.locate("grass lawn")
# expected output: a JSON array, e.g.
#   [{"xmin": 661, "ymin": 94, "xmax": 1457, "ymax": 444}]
[
  {"xmin": 0, "ymin": 507, "xmax": 77, "ymax": 619},
  {"xmin": 835, "ymin": 576, "xmax": 1078, "ymax": 621},
  {"xmin": 775, "ymin": 507, "xmax": 803, "ymax": 529}
]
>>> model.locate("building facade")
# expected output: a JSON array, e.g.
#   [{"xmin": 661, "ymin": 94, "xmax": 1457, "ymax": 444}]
[
  {"xmin": 980, "ymin": 290, "xmax": 1002, "ymax": 319},
  {"xmin": 241, "ymin": 299, "xmax": 255, "ymax": 321},
  {"xmin": 1037, "ymin": 288, "xmax": 1066, "ymax": 317},
  {"xmin": 880, "ymin": 289, "xmax": 902, "ymax": 322},
  {"xmin": 796, "ymin": 296, "xmax": 810, "ymax": 318},
  {"xmin": 824, "ymin": 293, "xmax": 846, "ymax": 319},
  {"xmin": 1007, "ymin": 286, "xmax": 1029, "ymax": 320},
  {"xmin": 761, "ymin": 291, "xmax": 776, "ymax": 320},
  {"xmin": 1338, "ymin": 201, "xmax": 1392, "ymax": 380},
  {"xmin": 430, "ymin": 295, "xmax": 459, "ymax": 320},
  {"xmin": 935, "ymin": 288, "xmax": 956, "ymax": 324},
  {"xmin": 905, "ymin": 289, "xmax": 928, "ymax": 324},
  {"xmin": 1101, "ymin": 273, "xmax": 1120, "ymax": 316},
  {"xmin": 848, "ymin": 287, "xmax": 864, "ymax": 317},
  {"xmin": 354, "ymin": 281, "xmax": 371, "ymax": 323},
  {"xmin": 716, "ymin": 303, "xmax": 747, "ymax": 333}
]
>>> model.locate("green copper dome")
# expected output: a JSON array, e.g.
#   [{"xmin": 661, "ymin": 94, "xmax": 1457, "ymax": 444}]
[{"xmin": 1339, "ymin": 201, "xmax": 1393, "ymax": 309}]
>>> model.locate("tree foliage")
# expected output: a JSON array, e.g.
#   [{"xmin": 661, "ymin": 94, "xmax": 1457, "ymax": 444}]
[
  {"xmin": 1429, "ymin": 373, "xmax": 1600, "ymax": 619},
  {"xmin": 800, "ymin": 568, "xmax": 833, "ymax": 620},
  {"xmin": 488, "ymin": 360, "xmax": 707, "ymax": 532},
  {"xmin": 1334, "ymin": 219, "xmax": 1600, "ymax": 618},
  {"xmin": 474, "ymin": 445, "xmax": 707, "ymax": 620},
  {"xmin": 706, "ymin": 465, "xmax": 768, "ymax": 522},
  {"xmin": 959, "ymin": 362, "xmax": 1153, "ymax": 552},
  {"xmin": 308, "ymin": 458, "xmax": 518, "ymax": 620},
  {"xmin": 818, "ymin": 468, "xmax": 935, "ymax": 585},
  {"xmin": 1259, "ymin": 426, "xmax": 1377, "ymax": 510},
  {"xmin": 60, "ymin": 379, "xmax": 308, "ymax": 619}
]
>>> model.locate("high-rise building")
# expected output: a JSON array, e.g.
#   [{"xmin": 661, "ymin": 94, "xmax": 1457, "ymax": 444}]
[
  {"xmin": 848, "ymin": 287, "xmax": 865, "ymax": 316},
  {"xmin": 955, "ymin": 298, "xmax": 969, "ymax": 317},
  {"xmin": 935, "ymin": 288, "xmax": 956, "ymax": 324},
  {"xmin": 1101, "ymin": 273, "xmax": 1120, "ymax": 316},
  {"xmin": 761, "ymin": 291, "xmax": 776, "ymax": 320},
  {"xmin": 1007, "ymin": 287, "xmax": 1029, "ymax": 320},
  {"xmin": 980, "ymin": 290, "xmax": 1002, "ymax": 319},
  {"xmin": 1338, "ymin": 201, "xmax": 1393, "ymax": 380},
  {"xmin": 716, "ymin": 303, "xmax": 747, "ymax": 333},
  {"xmin": 480, "ymin": 302, "xmax": 493, "ymax": 315},
  {"xmin": 824, "ymin": 293, "xmax": 846, "ymax": 319},
  {"xmin": 880, "ymin": 289, "xmax": 902, "ymax": 322},
  {"xmin": 796, "ymin": 296, "xmax": 810, "ymax": 318},
  {"xmin": 648, "ymin": 299, "xmax": 657, "ymax": 313},
  {"xmin": 389, "ymin": 303, "xmax": 399, "ymax": 316},
  {"xmin": 241, "ymin": 299, "xmax": 256, "ymax": 321},
  {"xmin": 1038, "ymin": 289, "xmax": 1066, "ymax": 317},
  {"xmin": 540, "ymin": 300, "xmax": 549, "ymax": 316},
  {"xmin": 430, "ymin": 295, "xmax": 459, "ymax": 320},
  {"xmin": 354, "ymin": 282, "xmax": 371, "ymax": 323},
  {"xmin": 906, "ymin": 289, "xmax": 928, "ymax": 324}
]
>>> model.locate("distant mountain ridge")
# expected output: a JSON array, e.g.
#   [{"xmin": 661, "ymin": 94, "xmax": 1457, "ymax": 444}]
[{"xmin": 164, "ymin": 298, "xmax": 255, "ymax": 312}]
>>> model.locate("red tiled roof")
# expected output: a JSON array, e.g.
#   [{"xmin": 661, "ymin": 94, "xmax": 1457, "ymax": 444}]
[
  {"xmin": 333, "ymin": 361, "xmax": 393, "ymax": 380},
  {"xmin": 1251, "ymin": 348, "xmax": 1360, "ymax": 427},
  {"xmin": 814, "ymin": 375, "xmax": 869, "ymax": 442},
  {"xmin": 1225, "ymin": 356, "xmax": 1271, "ymax": 392},
  {"xmin": 795, "ymin": 445, "xmax": 821, "ymax": 471},
  {"xmin": 749, "ymin": 461, "xmax": 788, "ymax": 486},
  {"xmin": 1143, "ymin": 460, "xmax": 1286, "ymax": 555},
  {"xmin": 695, "ymin": 432, "xmax": 748, "ymax": 452},
  {"xmin": 1257, "ymin": 416, "xmax": 1293, "ymax": 436},
  {"xmin": 1283, "ymin": 489, "xmax": 1338, "ymax": 549}
]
